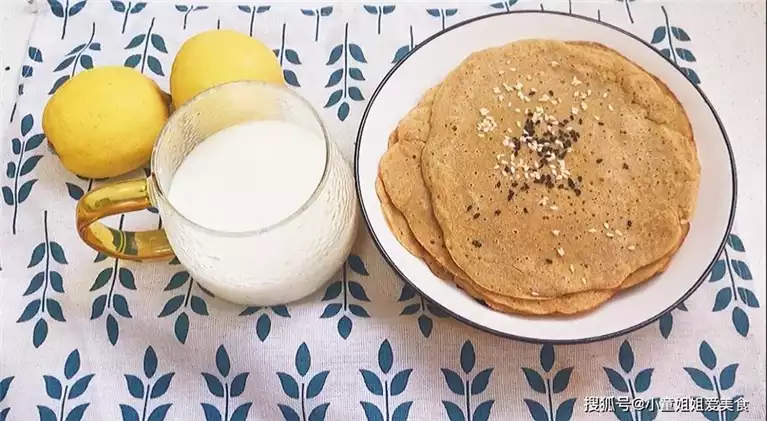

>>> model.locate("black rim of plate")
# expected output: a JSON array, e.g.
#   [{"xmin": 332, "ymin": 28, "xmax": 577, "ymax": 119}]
[{"xmin": 353, "ymin": 10, "xmax": 738, "ymax": 345}]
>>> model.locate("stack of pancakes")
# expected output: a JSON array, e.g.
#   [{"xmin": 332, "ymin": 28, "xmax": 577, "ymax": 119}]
[{"xmin": 376, "ymin": 40, "xmax": 700, "ymax": 316}]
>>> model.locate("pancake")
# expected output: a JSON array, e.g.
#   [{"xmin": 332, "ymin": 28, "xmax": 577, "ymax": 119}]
[
  {"xmin": 420, "ymin": 39, "xmax": 699, "ymax": 299},
  {"xmin": 375, "ymin": 176, "xmax": 453, "ymax": 280},
  {"xmin": 379, "ymin": 140, "xmax": 475, "ymax": 284},
  {"xmin": 379, "ymin": 157, "xmax": 682, "ymax": 314},
  {"xmin": 379, "ymin": 101, "xmax": 687, "ymax": 315}
]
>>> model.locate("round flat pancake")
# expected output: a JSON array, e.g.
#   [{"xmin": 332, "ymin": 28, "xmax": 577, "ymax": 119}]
[
  {"xmin": 379, "ymin": 106, "xmax": 688, "ymax": 314},
  {"xmin": 421, "ymin": 39, "xmax": 699, "ymax": 299}
]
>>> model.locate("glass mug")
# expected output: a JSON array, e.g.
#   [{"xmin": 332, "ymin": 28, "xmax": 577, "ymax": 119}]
[{"xmin": 76, "ymin": 81, "xmax": 359, "ymax": 305}]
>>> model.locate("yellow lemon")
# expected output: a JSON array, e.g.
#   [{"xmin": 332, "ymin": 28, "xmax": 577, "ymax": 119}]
[
  {"xmin": 170, "ymin": 29, "xmax": 284, "ymax": 109},
  {"xmin": 43, "ymin": 66, "xmax": 169, "ymax": 179}
]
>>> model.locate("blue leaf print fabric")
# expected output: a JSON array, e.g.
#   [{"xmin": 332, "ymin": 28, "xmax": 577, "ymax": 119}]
[{"xmin": 0, "ymin": 2, "xmax": 763, "ymax": 420}]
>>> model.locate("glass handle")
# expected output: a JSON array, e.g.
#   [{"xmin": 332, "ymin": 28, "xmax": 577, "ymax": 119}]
[{"xmin": 75, "ymin": 178, "xmax": 174, "ymax": 261}]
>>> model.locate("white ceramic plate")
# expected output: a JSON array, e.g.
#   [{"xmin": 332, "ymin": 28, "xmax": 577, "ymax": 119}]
[{"xmin": 355, "ymin": 11, "xmax": 736, "ymax": 343}]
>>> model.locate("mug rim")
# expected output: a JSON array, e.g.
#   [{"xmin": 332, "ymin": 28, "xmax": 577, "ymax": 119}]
[{"xmin": 149, "ymin": 80, "xmax": 332, "ymax": 237}]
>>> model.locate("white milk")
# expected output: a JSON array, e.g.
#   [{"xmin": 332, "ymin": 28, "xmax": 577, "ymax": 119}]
[{"xmin": 168, "ymin": 120, "xmax": 326, "ymax": 232}]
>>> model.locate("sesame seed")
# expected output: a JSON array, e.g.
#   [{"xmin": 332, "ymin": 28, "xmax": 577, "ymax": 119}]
[
  {"xmin": 569, "ymin": 264, "xmax": 575, "ymax": 273},
  {"xmin": 587, "ymin": 89, "xmax": 592, "ymax": 96},
  {"xmin": 510, "ymin": 67, "xmax": 517, "ymax": 71},
  {"xmin": 603, "ymin": 92, "xmax": 609, "ymax": 98},
  {"xmin": 480, "ymin": 108, "xmax": 489, "ymax": 116},
  {"xmin": 531, "ymin": 291, "xmax": 540, "ymax": 296},
  {"xmin": 493, "ymin": 164, "xmax": 500, "ymax": 170},
  {"xmin": 516, "ymin": 121, "xmax": 522, "ymax": 128},
  {"xmin": 571, "ymin": 107, "xmax": 579, "ymax": 115},
  {"xmin": 594, "ymin": 115, "xmax": 601, "ymax": 121},
  {"xmin": 571, "ymin": 76, "xmax": 582, "ymax": 86},
  {"xmin": 604, "ymin": 222, "xmax": 610, "ymax": 229},
  {"xmin": 515, "ymin": 108, "xmax": 521, "ymax": 113},
  {"xmin": 552, "ymin": 230, "xmax": 560, "ymax": 236},
  {"xmin": 615, "ymin": 229, "xmax": 623, "ymax": 237},
  {"xmin": 526, "ymin": 74, "xmax": 533, "ymax": 81},
  {"xmin": 493, "ymin": 87, "xmax": 501, "ymax": 94},
  {"xmin": 498, "ymin": 70, "xmax": 505, "ymax": 75},
  {"xmin": 628, "ymin": 245, "xmax": 636, "ymax": 251},
  {"xmin": 588, "ymin": 228, "xmax": 597, "ymax": 233},
  {"xmin": 581, "ymin": 277, "xmax": 587, "ymax": 285},
  {"xmin": 580, "ymin": 101, "xmax": 588, "ymax": 111},
  {"xmin": 606, "ymin": 232, "xmax": 615, "ymax": 238},
  {"xmin": 557, "ymin": 247, "xmax": 565, "ymax": 257},
  {"xmin": 550, "ymin": 61, "xmax": 559, "ymax": 67},
  {"xmin": 608, "ymin": 104, "xmax": 614, "ymax": 111},
  {"xmin": 550, "ymin": 205, "xmax": 559, "ymax": 211}
]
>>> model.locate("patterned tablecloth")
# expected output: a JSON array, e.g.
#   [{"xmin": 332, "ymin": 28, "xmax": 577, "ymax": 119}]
[{"xmin": 1, "ymin": 1, "xmax": 765, "ymax": 420}]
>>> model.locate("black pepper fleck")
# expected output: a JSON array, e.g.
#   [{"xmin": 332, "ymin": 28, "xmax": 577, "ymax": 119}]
[
  {"xmin": 627, "ymin": 220, "xmax": 633, "ymax": 228},
  {"xmin": 495, "ymin": 181, "xmax": 501, "ymax": 188},
  {"xmin": 473, "ymin": 213, "xmax": 481, "ymax": 220},
  {"xmin": 471, "ymin": 240, "xmax": 483, "ymax": 248},
  {"xmin": 467, "ymin": 205, "xmax": 473, "ymax": 212},
  {"xmin": 598, "ymin": 122, "xmax": 605, "ymax": 126},
  {"xmin": 596, "ymin": 158, "xmax": 603, "ymax": 164},
  {"xmin": 622, "ymin": 163, "xmax": 629, "ymax": 170},
  {"xmin": 545, "ymin": 258, "xmax": 553, "ymax": 264},
  {"xmin": 567, "ymin": 178, "xmax": 576, "ymax": 189},
  {"xmin": 578, "ymin": 118, "xmax": 583, "ymax": 125},
  {"xmin": 494, "ymin": 210, "xmax": 501, "ymax": 216},
  {"xmin": 523, "ymin": 208, "xmax": 528, "ymax": 214},
  {"xmin": 548, "ymin": 90, "xmax": 554, "ymax": 96},
  {"xmin": 507, "ymin": 190, "xmax": 515, "ymax": 201}
]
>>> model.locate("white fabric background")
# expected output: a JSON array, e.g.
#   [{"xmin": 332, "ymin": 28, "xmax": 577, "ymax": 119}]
[{"xmin": 1, "ymin": 1, "xmax": 765, "ymax": 421}]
